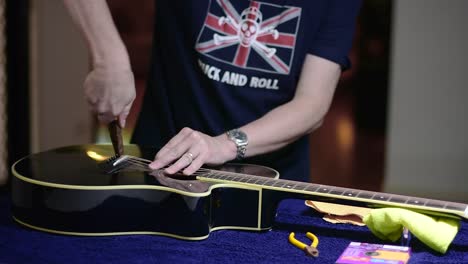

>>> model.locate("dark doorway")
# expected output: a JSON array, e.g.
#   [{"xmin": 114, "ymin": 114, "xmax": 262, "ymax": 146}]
[
  {"xmin": 310, "ymin": 1, "xmax": 393, "ymax": 191},
  {"xmin": 4, "ymin": 0, "xmax": 30, "ymax": 191}
]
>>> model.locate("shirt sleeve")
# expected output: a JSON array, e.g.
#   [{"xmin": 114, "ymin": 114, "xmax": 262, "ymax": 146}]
[{"xmin": 308, "ymin": 0, "xmax": 362, "ymax": 70}]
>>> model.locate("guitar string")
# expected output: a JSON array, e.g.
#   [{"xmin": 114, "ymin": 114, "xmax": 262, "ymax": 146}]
[
  {"xmin": 121, "ymin": 156, "xmax": 218, "ymax": 173},
  {"xmin": 114, "ymin": 157, "xmax": 448, "ymax": 202},
  {"xmin": 118, "ymin": 156, "xmax": 280, "ymax": 179},
  {"xmin": 111, "ymin": 157, "xmax": 211, "ymax": 176},
  {"xmin": 123, "ymin": 158, "xmax": 211, "ymax": 175},
  {"xmin": 114, "ymin": 157, "xmax": 352, "ymax": 190},
  {"xmin": 119, "ymin": 157, "xmax": 273, "ymax": 182},
  {"xmin": 105, "ymin": 157, "xmax": 467, "ymax": 213}
]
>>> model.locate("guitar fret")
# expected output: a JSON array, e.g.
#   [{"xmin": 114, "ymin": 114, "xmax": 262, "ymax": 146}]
[
  {"xmin": 374, "ymin": 194, "xmax": 391, "ymax": 201},
  {"xmin": 253, "ymin": 178, "xmax": 265, "ymax": 184},
  {"xmin": 203, "ymin": 172, "xmax": 216, "ymax": 179},
  {"xmin": 423, "ymin": 200, "xmax": 446, "ymax": 209},
  {"xmin": 388, "ymin": 195, "xmax": 408, "ymax": 204},
  {"xmin": 357, "ymin": 191, "xmax": 375, "ymax": 199},
  {"xmin": 329, "ymin": 187, "xmax": 347, "ymax": 195},
  {"xmin": 246, "ymin": 177, "xmax": 259, "ymax": 183},
  {"xmin": 215, "ymin": 174, "xmax": 228, "ymax": 180},
  {"xmin": 342, "ymin": 190, "xmax": 360, "ymax": 197},
  {"xmin": 198, "ymin": 167, "xmax": 468, "ymax": 219},
  {"xmin": 255, "ymin": 179, "xmax": 267, "ymax": 185},
  {"xmin": 272, "ymin": 181, "xmax": 286, "ymax": 188},
  {"xmin": 227, "ymin": 175, "xmax": 237, "ymax": 182},
  {"xmin": 201, "ymin": 172, "xmax": 214, "ymax": 179},
  {"xmin": 407, "ymin": 198, "xmax": 427, "ymax": 206},
  {"xmin": 295, "ymin": 183, "xmax": 309, "ymax": 191},
  {"xmin": 445, "ymin": 202, "xmax": 467, "ymax": 211},
  {"xmin": 237, "ymin": 176, "xmax": 248, "ymax": 182},
  {"xmin": 227, "ymin": 176, "xmax": 236, "ymax": 182},
  {"xmin": 223, "ymin": 175, "xmax": 236, "ymax": 181},
  {"xmin": 283, "ymin": 182, "xmax": 297, "ymax": 190},
  {"xmin": 305, "ymin": 185, "xmax": 320, "ymax": 193},
  {"xmin": 262, "ymin": 180, "xmax": 276, "ymax": 186},
  {"xmin": 316, "ymin": 186, "xmax": 332, "ymax": 193},
  {"xmin": 248, "ymin": 177, "xmax": 261, "ymax": 184},
  {"xmin": 206, "ymin": 172, "xmax": 217, "ymax": 178},
  {"xmin": 237, "ymin": 177, "xmax": 250, "ymax": 183}
]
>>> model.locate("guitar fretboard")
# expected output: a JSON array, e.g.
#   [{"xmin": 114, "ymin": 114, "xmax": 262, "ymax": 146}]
[{"xmin": 197, "ymin": 169, "xmax": 468, "ymax": 219}]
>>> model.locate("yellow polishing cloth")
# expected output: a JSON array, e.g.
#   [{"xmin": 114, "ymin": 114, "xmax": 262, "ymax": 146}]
[{"xmin": 363, "ymin": 208, "xmax": 460, "ymax": 254}]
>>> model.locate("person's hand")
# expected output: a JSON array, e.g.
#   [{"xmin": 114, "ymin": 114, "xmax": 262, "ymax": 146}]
[
  {"xmin": 149, "ymin": 127, "xmax": 237, "ymax": 175},
  {"xmin": 84, "ymin": 67, "xmax": 136, "ymax": 127}
]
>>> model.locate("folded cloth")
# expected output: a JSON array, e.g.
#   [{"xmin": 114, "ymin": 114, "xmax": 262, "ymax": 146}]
[
  {"xmin": 363, "ymin": 208, "xmax": 460, "ymax": 254},
  {"xmin": 305, "ymin": 200, "xmax": 372, "ymax": 226}
]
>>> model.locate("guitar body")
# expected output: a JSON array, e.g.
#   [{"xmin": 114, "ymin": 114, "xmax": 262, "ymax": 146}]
[
  {"xmin": 11, "ymin": 145, "xmax": 280, "ymax": 240},
  {"xmin": 12, "ymin": 145, "xmax": 468, "ymax": 240}
]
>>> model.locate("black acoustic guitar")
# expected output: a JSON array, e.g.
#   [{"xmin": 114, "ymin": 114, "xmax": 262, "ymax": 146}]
[{"xmin": 11, "ymin": 144, "xmax": 468, "ymax": 240}]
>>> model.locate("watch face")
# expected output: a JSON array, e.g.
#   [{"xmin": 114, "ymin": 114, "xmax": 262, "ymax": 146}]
[
  {"xmin": 227, "ymin": 129, "xmax": 248, "ymax": 159},
  {"xmin": 229, "ymin": 129, "xmax": 248, "ymax": 145},
  {"xmin": 233, "ymin": 130, "xmax": 247, "ymax": 141}
]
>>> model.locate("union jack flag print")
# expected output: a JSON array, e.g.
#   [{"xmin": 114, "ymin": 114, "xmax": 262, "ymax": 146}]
[{"xmin": 195, "ymin": 0, "xmax": 302, "ymax": 75}]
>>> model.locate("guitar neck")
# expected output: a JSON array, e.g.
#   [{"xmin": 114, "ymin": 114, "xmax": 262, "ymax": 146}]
[{"xmin": 197, "ymin": 169, "xmax": 468, "ymax": 221}]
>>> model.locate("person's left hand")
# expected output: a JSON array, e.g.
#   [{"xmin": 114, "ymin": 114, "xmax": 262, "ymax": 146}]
[{"xmin": 148, "ymin": 127, "xmax": 236, "ymax": 175}]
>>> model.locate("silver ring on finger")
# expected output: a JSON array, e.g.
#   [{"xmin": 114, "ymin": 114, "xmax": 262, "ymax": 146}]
[{"xmin": 184, "ymin": 152, "xmax": 194, "ymax": 164}]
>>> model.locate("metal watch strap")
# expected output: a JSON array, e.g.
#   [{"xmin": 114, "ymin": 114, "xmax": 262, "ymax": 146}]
[
  {"xmin": 226, "ymin": 129, "xmax": 248, "ymax": 160},
  {"xmin": 237, "ymin": 145, "xmax": 247, "ymax": 160}
]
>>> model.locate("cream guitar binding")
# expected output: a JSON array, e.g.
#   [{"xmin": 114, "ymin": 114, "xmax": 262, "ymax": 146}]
[{"xmin": 11, "ymin": 144, "xmax": 468, "ymax": 240}]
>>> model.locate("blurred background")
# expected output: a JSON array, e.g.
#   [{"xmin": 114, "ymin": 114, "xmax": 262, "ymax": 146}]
[{"xmin": 2, "ymin": 0, "xmax": 467, "ymax": 202}]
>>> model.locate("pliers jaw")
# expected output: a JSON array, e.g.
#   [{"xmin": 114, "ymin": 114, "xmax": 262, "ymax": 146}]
[
  {"xmin": 288, "ymin": 232, "xmax": 320, "ymax": 257},
  {"xmin": 303, "ymin": 245, "xmax": 319, "ymax": 257}
]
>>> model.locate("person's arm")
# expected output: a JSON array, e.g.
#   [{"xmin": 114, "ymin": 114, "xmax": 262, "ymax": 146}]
[
  {"xmin": 150, "ymin": 54, "xmax": 340, "ymax": 175},
  {"xmin": 63, "ymin": 0, "xmax": 135, "ymax": 127},
  {"xmin": 239, "ymin": 55, "xmax": 340, "ymax": 156}
]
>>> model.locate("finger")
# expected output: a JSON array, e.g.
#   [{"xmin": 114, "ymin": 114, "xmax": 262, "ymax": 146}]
[
  {"xmin": 119, "ymin": 100, "xmax": 133, "ymax": 128},
  {"xmin": 149, "ymin": 128, "xmax": 195, "ymax": 169},
  {"xmin": 164, "ymin": 151, "xmax": 196, "ymax": 174},
  {"xmin": 162, "ymin": 128, "xmax": 194, "ymax": 154},
  {"xmin": 86, "ymin": 99, "xmax": 98, "ymax": 111},
  {"xmin": 118, "ymin": 105, "xmax": 131, "ymax": 128},
  {"xmin": 95, "ymin": 101, "xmax": 118, "ymax": 124},
  {"xmin": 149, "ymin": 137, "xmax": 191, "ymax": 170},
  {"xmin": 182, "ymin": 155, "xmax": 204, "ymax": 175},
  {"xmin": 97, "ymin": 112, "xmax": 115, "ymax": 124}
]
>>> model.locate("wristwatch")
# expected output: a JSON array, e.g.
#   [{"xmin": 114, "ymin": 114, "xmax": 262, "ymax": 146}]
[{"xmin": 226, "ymin": 129, "xmax": 248, "ymax": 160}]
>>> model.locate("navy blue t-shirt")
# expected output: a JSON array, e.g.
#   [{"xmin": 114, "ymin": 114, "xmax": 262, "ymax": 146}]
[{"xmin": 132, "ymin": 0, "xmax": 361, "ymax": 181}]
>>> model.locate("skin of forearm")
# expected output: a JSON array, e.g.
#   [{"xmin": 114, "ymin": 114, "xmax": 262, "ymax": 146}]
[
  {"xmin": 62, "ymin": 0, "xmax": 130, "ymax": 69},
  {"xmin": 242, "ymin": 97, "xmax": 329, "ymax": 156},
  {"xmin": 231, "ymin": 55, "xmax": 341, "ymax": 158}
]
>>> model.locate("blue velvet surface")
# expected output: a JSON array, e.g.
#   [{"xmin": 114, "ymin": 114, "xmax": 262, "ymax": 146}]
[{"xmin": 0, "ymin": 192, "xmax": 467, "ymax": 264}]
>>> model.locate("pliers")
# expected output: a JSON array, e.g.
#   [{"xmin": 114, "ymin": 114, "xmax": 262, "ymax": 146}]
[{"xmin": 288, "ymin": 232, "xmax": 319, "ymax": 257}]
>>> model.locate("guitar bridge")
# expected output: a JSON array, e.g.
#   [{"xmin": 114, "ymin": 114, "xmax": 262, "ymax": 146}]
[{"xmin": 98, "ymin": 155, "xmax": 131, "ymax": 174}]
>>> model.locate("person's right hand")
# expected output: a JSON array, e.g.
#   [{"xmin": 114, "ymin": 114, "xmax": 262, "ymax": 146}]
[{"xmin": 84, "ymin": 67, "xmax": 136, "ymax": 127}]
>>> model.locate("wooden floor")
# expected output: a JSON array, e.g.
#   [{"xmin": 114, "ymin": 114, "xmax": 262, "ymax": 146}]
[{"xmin": 309, "ymin": 87, "xmax": 386, "ymax": 192}]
